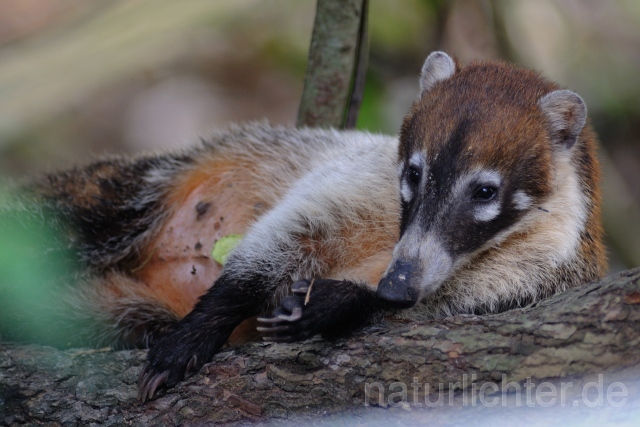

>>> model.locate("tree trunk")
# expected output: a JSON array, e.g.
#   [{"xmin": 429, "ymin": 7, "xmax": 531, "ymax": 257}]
[
  {"xmin": 2, "ymin": 267, "xmax": 640, "ymax": 426},
  {"xmin": 296, "ymin": 0, "xmax": 368, "ymax": 129}
]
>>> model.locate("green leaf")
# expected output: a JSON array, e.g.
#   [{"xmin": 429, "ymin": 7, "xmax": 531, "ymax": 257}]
[{"xmin": 211, "ymin": 234, "xmax": 243, "ymax": 266}]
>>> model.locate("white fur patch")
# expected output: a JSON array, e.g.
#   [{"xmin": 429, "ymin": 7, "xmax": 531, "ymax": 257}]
[
  {"xmin": 400, "ymin": 181, "xmax": 413, "ymax": 203},
  {"xmin": 470, "ymin": 171, "xmax": 502, "ymax": 222},
  {"xmin": 409, "ymin": 152, "xmax": 425, "ymax": 170},
  {"xmin": 416, "ymin": 235, "xmax": 453, "ymax": 293},
  {"xmin": 539, "ymin": 151, "xmax": 589, "ymax": 262},
  {"xmin": 512, "ymin": 191, "xmax": 533, "ymax": 211},
  {"xmin": 473, "ymin": 203, "xmax": 500, "ymax": 222}
]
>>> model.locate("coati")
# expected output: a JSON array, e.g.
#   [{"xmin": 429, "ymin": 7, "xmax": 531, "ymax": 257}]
[{"xmin": 0, "ymin": 52, "xmax": 606, "ymax": 402}]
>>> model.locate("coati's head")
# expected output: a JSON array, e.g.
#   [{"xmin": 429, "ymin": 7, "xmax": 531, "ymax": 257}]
[{"xmin": 377, "ymin": 51, "xmax": 597, "ymax": 308}]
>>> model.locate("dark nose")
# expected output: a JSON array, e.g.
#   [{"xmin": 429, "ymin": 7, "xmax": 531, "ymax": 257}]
[{"xmin": 377, "ymin": 259, "xmax": 419, "ymax": 308}]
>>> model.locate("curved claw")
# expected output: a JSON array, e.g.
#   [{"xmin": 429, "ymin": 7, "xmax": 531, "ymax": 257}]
[
  {"xmin": 137, "ymin": 368, "xmax": 153, "ymax": 401},
  {"xmin": 257, "ymin": 306, "xmax": 303, "ymax": 324},
  {"xmin": 138, "ymin": 362, "xmax": 149, "ymax": 387},
  {"xmin": 185, "ymin": 355, "xmax": 197, "ymax": 377},
  {"xmin": 291, "ymin": 278, "xmax": 313, "ymax": 295},
  {"xmin": 278, "ymin": 307, "xmax": 303, "ymax": 322},
  {"xmin": 139, "ymin": 370, "xmax": 169, "ymax": 403},
  {"xmin": 292, "ymin": 285, "xmax": 309, "ymax": 295},
  {"xmin": 256, "ymin": 280, "xmax": 316, "ymax": 342},
  {"xmin": 256, "ymin": 316, "xmax": 283, "ymax": 324}
]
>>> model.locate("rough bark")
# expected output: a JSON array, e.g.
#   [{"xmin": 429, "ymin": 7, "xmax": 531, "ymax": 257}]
[{"xmin": 2, "ymin": 267, "xmax": 640, "ymax": 426}]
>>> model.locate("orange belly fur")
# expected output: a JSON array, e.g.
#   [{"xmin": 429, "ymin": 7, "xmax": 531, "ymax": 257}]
[{"xmin": 129, "ymin": 157, "xmax": 270, "ymax": 344}]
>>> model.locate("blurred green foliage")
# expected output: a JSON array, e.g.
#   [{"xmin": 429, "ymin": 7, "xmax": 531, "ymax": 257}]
[
  {"xmin": 356, "ymin": 72, "xmax": 385, "ymax": 132},
  {"xmin": 0, "ymin": 193, "xmax": 78, "ymax": 346}
]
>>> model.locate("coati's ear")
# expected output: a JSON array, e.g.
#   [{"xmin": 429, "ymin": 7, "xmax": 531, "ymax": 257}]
[
  {"xmin": 419, "ymin": 51, "xmax": 456, "ymax": 95},
  {"xmin": 538, "ymin": 89, "xmax": 587, "ymax": 150}
]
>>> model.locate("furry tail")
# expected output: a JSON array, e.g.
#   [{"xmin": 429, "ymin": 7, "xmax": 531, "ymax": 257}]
[
  {"xmin": 0, "ymin": 270, "xmax": 180, "ymax": 349},
  {"xmin": 0, "ymin": 195, "xmax": 178, "ymax": 349}
]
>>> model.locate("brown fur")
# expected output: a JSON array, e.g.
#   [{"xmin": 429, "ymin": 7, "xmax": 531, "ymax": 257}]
[
  {"xmin": 390, "ymin": 55, "xmax": 606, "ymax": 317},
  {"xmin": 404, "ymin": 59, "xmax": 605, "ymax": 272},
  {"xmin": 3, "ymin": 55, "xmax": 606, "ymax": 355}
]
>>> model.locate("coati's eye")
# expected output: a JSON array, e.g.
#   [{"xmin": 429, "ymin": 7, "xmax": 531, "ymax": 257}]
[
  {"xmin": 407, "ymin": 165, "xmax": 421, "ymax": 185},
  {"xmin": 473, "ymin": 185, "xmax": 497, "ymax": 201}
]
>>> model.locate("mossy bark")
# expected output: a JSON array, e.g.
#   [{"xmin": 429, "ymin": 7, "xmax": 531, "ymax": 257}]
[{"xmin": 2, "ymin": 268, "xmax": 640, "ymax": 425}]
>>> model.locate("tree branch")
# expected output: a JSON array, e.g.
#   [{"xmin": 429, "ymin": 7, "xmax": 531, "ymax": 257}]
[{"xmin": 2, "ymin": 267, "xmax": 640, "ymax": 425}]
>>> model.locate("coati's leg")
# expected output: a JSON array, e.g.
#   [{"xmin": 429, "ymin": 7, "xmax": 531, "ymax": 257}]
[
  {"xmin": 138, "ymin": 203, "xmax": 326, "ymax": 401},
  {"xmin": 138, "ymin": 271, "xmax": 265, "ymax": 401},
  {"xmin": 257, "ymin": 278, "xmax": 386, "ymax": 342}
]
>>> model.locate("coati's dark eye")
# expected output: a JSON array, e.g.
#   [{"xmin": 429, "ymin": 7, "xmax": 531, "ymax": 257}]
[
  {"xmin": 407, "ymin": 165, "xmax": 421, "ymax": 185},
  {"xmin": 473, "ymin": 186, "xmax": 497, "ymax": 201}
]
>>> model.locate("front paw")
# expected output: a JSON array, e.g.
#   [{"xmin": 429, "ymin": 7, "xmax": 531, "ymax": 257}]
[
  {"xmin": 257, "ymin": 279, "xmax": 316, "ymax": 342},
  {"xmin": 257, "ymin": 278, "xmax": 362, "ymax": 342},
  {"xmin": 138, "ymin": 329, "xmax": 210, "ymax": 402}
]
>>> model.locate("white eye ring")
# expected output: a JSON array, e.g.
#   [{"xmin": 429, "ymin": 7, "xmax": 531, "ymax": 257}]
[
  {"xmin": 513, "ymin": 191, "xmax": 533, "ymax": 210},
  {"xmin": 473, "ymin": 203, "xmax": 501, "ymax": 222},
  {"xmin": 401, "ymin": 181, "xmax": 413, "ymax": 203}
]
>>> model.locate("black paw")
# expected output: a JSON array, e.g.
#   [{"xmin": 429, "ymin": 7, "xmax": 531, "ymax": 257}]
[
  {"xmin": 257, "ymin": 278, "xmax": 377, "ymax": 342},
  {"xmin": 257, "ymin": 278, "xmax": 317, "ymax": 342},
  {"xmin": 138, "ymin": 329, "xmax": 213, "ymax": 402}
]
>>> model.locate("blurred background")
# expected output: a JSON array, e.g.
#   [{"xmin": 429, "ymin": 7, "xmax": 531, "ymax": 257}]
[{"xmin": 0, "ymin": 0, "xmax": 638, "ymax": 270}]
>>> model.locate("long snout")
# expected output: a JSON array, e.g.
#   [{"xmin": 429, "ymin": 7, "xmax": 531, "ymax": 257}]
[
  {"xmin": 377, "ymin": 231, "xmax": 454, "ymax": 308},
  {"xmin": 376, "ymin": 259, "xmax": 420, "ymax": 307}
]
